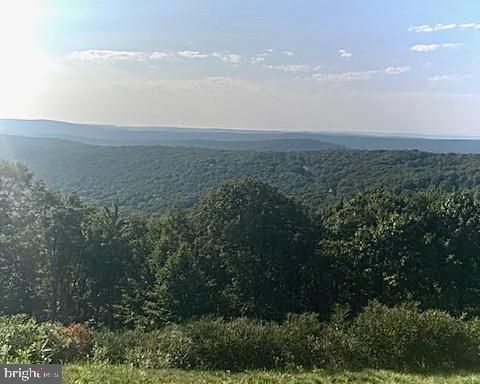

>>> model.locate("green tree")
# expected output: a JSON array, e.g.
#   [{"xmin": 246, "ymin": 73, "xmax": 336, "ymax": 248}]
[{"xmin": 146, "ymin": 178, "xmax": 322, "ymax": 322}]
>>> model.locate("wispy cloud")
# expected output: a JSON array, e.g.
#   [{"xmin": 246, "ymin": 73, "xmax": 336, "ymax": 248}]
[
  {"xmin": 69, "ymin": 48, "xmax": 315, "ymax": 72},
  {"xmin": 428, "ymin": 74, "xmax": 475, "ymax": 82},
  {"xmin": 250, "ymin": 56, "xmax": 266, "ymax": 64},
  {"xmin": 67, "ymin": 49, "xmax": 243, "ymax": 64},
  {"xmin": 212, "ymin": 52, "xmax": 242, "ymax": 64},
  {"xmin": 338, "ymin": 49, "xmax": 352, "ymax": 58},
  {"xmin": 411, "ymin": 43, "xmax": 463, "ymax": 52},
  {"xmin": 66, "ymin": 49, "xmax": 411, "ymax": 85},
  {"xmin": 459, "ymin": 23, "xmax": 480, "ymax": 29},
  {"xmin": 176, "ymin": 50, "xmax": 209, "ymax": 58},
  {"xmin": 262, "ymin": 64, "xmax": 313, "ymax": 73},
  {"xmin": 67, "ymin": 50, "xmax": 158, "ymax": 61},
  {"xmin": 385, "ymin": 66, "xmax": 411, "ymax": 74},
  {"xmin": 110, "ymin": 77, "xmax": 266, "ymax": 93},
  {"xmin": 249, "ymin": 48, "xmax": 280, "ymax": 63},
  {"xmin": 312, "ymin": 66, "xmax": 410, "ymax": 82},
  {"xmin": 409, "ymin": 23, "xmax": 480, "ymax": 32}
]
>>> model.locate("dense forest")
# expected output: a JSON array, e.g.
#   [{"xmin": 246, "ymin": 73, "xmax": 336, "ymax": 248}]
[
  {"xmin": 3, "ymin": 160, "xmax": 480, "ymax": 330},
  {"xmin": 3, "ymin": 134, "xmax": 480, "ymax": 215}
]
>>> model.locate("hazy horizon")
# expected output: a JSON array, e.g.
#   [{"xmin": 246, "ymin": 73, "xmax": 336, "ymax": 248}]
[
  {"xmin": 6, "ymin": 117, "xmax": 480, "ymax": 140},
  {"xmin": 1, "ymin": 1, "xmax": 479, "ymax": 136}
]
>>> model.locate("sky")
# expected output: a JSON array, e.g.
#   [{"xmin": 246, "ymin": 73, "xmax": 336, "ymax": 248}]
[{"xmin": 0, "ymin": 0, "xmax": 479, "ymax": 136}]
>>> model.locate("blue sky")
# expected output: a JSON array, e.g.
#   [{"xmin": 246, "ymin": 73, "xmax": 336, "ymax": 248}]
[{"xmin": 1, "ymin": 0, "xmax": 479, "ymax": 136}]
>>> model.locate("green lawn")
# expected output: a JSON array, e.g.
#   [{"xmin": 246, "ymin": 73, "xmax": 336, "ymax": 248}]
[{"xmin": 63, "ymin": 364, "xmax": 480, "ymax": 384}]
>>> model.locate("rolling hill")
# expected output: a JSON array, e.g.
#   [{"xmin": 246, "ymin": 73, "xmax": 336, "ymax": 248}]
[
  {"xmin": 2, "ymin": 119, "xmax": 480, "ymax": 153},
  {"xmin": 2, "ymin": 134, "xmax": 480, "ymax": 215}
]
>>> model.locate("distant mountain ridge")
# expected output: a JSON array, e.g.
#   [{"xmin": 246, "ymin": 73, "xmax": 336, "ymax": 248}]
[{"xmin": 2, "ymin": 119, "xmax": 480, "ymax": 153}]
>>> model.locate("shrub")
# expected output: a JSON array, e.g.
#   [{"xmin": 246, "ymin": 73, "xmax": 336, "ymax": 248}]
[
  {"xmin": 91, "ymin": 327, "xmax": 194, "ymax": 369},
  {"xmin": 60, "ymin": 323, "xmax": 93, "ymax": 360},
  {"xmin": 179, "ymin": 317, "xmax": 283, "ymax": 370},
  {"xmin": 313, "ymin": 306, "xmax": 353, "ymax": 368},
  {"xmin": 5, "ymin": 304, "xmax": 480, "ymax": 371},
  {"xmin": 348, "ymin": 301, "xmax": 480, "ymax": 370},
  {"xmin": 0, "ymin": 315, "xmax": 68, "ymax": 363},
  {"xmin": 278, "ymin": 313, "xmax": 324, "ymax": 368},
  {"xmin": 90, "ymin": 329, "xmax": 141, "ymax": 364},
  {"xmin": 0, "ymin": 315, "xmax": 94, "ymax": 363}
]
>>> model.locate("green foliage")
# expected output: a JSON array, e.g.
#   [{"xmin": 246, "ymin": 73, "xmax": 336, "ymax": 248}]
[
  {"xmin": 349, "ymin": 302, "xmax": 480, "ymax": 370},
  {"xmin": 0, "ymin": 315, "xmax": 88, "ymax": 363},
  {"xmin": 321, "ymin": 192, "xmax": 480, "ymax": 315},
  {"xmin": 0, "ymin": 161, "xmax": 154, "ymax": 327},
  {"xmin": 4, "ymin": 158, "xmax": 480, "ymax": 333},
  {"xmin": 167, "ymin": 317, "xmax": 285, "ymax": 370},
  {"xmin": 146, "ymin": 179, "xmax": 320, "ymax": 323},
  {"xmin": 5, "ymin": 135, "xmax": 480, "ymax": 215},
  {"xmin": 86, "ymin": 304, "xmax": 480, "ymax": 371}
]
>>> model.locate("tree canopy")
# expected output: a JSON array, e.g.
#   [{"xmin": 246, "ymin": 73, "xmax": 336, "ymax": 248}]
[
  {"xmin": 2, "ymin": 160, "xmax": 480, "ymax": 328},
  {"xmin": 4, "ymin": 135, "xmax": 480, "ymax": 215}
]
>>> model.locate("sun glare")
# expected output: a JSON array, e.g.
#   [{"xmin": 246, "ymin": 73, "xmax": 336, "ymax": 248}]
[{"xmin": 0, "ymin": 0, "xmax": 51, "ymax": 113}]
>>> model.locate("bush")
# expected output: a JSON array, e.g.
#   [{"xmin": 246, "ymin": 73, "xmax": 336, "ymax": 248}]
[
  {"xmin": 348, "ymin": 302, "xmax": 480, "ymax": 370},
  {"xmin": 0, "ymin": 315, "xmax": 66, "ymax": 363},
  {"xmin": 5, "ymin": 304, "xmax": 480, "ymax": 370},
  {"xmin": 0, "ymin": 315, "xmax": 92, "ymax": 363},
  {"xmin": 179, "ymin": 317, "xmax": 283, "ymax": 370},
  {"xmin": 91, "ymin": 319, "xmax": 285, "ymax": 370},
  {"xmin": 60, "ymin": 323, "xmax": 93, "ymax": 360},
  {"xmin": 90, "ymin": 329, "xmax": 141, "ymax": 364}
]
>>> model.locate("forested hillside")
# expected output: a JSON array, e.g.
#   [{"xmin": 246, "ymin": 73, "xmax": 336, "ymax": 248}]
[
  {"xmin": 158, "ymin": 138, "xmax": 347, "ymax": 151},
  {"xmin": 3, "ymin": 161, "xmax": 480, "ymax": 327},
  {"xmin": 4, "ymin": 161, "xmax": 480, "ymax": 372},
  {"xmin": 2, "ymin": 134, "xmax": 480, "ymax": 214}
]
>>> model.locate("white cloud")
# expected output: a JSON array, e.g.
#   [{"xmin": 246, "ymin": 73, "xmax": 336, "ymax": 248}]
[
  {"xmin": 312, "ymin": 66, "xmax": 410, "ymax": 82},
  {"xmin": 409, "ymin": 22, "xmax": 480, "ymax": 32},
  {"xmin": 67, "ymin": 50, "xmax": 153, "ymax": 61},
  {"xmin": 338, "ymin": 49, "xmax": 352, "ymax": 58},
  {"xmin": 212, "ymin": 52, "xmax": 242, "ymax": 64},
  {"xmin": 68, "ymin": 49, "xmax": 243, "ymax": 65},
  {"xmin": 149, "ymin": 52, "xmax": 174, "ymax": 60},
  {"xmin": 459, "ymin": 23, "xmax": 480, "ymax": 29},
  {"xmin": 385, "ymin": 66, "xmax": 411, "ymax": 74},
  {"xmin": 110, "ymin": 77, "xmax": 266, "ymax": 93},
  {"xmin": 436, "ymin": 23, "xmax": 457, "ymax": 30},
  {"xmin": 428, "ymin": 75, "xmax": 450, "ymax": 82},
  {"xmin": 261, "ymin": 62, "xmax": 408, "ymax": 80},
  {"xmin": 250, "ymin": 56, "xmax": 266, "ymax": 64},
  {"xmin": 283, "ymin": 50, "xmax": 294, "ymax": 56},
  {"xmin": 176, "ymin": 50, "xmax": 208, "ymax": 58},
  {"xmin": 428, "ymin": 74, "xmax": 474, "ymax": 82},
  {"xmin": 442, "ymin": 43, "xmax": 463, "ymax": 48},
  {"xmin": 262, "ymin": 64, "xmax": 312, "ymax": 73},
  {"xmin": 312, "ymin": 70, "xmax": 378, "ymax": 81},
  {"xmin": 409, "ymin": 25, "xmax": 434, "ymax": 33},
  {"xmin": 411, "ymin": 44, "xmax": 440, "ymax": 52},
  {"xmin": 411, "ymin": 43, "xmax": 462, "ymax": 52},
  {"xmin": 253, "ymin": 49, "xmax": 276, "ymax": 61}
]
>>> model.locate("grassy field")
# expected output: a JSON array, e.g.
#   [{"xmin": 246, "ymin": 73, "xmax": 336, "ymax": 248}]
[{"xmin": 63, "ymin": 364, "xmax": 480, "ymax": 384}]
